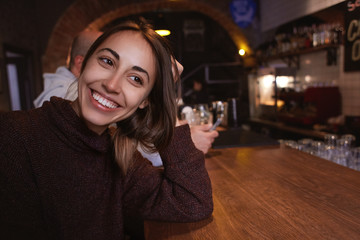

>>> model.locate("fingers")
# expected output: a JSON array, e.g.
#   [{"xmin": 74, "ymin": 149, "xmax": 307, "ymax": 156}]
[
  {"xmin": 190, "ymin": 124, "xmax": 219, "ymax": 154},
  {"xmin": 209, "ymin": 129, "xmax": 219, "ymax": 138},
  {"xmin": 175, "ymin": 60, "xmax": 184, "ymax": 76},
  {"xmin": 191, "ymin": 124, "xmax": 219, "ymax": 138},
  {"xmin": 171, "ymin": 57, "xmax": 184, "ymax": 82},
  {"xmin": 192, "ymin": 123, "xmax": 212, "ymax": 131}
]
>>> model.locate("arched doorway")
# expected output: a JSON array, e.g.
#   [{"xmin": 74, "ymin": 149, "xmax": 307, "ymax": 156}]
[{"xmin": 43, "ymin": 0, "xmax": 254, "ymax": 73}]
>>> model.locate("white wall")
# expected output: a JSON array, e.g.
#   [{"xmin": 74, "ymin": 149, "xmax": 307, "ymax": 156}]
[
  {"xmin": 260, "ymin": 0, "xmax": 345, "ymax": 31},
  {"xmin": 267, "ymin": 46, "xmax": 360, "ymax": 116}
]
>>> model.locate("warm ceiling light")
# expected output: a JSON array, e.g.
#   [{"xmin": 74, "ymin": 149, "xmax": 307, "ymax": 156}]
[
  {"xmin": 239, "ymin": 49, "xmax": 245, "ymax": 56},
  {"xmin": 155, "ymin": 29, "xmax": 171, "ymax": 36}
]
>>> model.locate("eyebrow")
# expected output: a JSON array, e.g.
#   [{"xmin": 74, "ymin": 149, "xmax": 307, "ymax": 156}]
[
  {"xmin": 132, "ymin": 66, "xmax": 150, "ymax": 82},
  {"xmin": 98, "ymin": 47, "xmax": 150, "ymax": 82},
  {"xmin": 98, "ymin": 48, "xmax": 119, "ymax": 60}
]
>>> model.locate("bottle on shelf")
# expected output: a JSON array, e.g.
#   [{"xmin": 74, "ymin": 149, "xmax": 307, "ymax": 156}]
[{"xmin": 257, "ymin": 22, "xmax": 343, "ymax": 60}]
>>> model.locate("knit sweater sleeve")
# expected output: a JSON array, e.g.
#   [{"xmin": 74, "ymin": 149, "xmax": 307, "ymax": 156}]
[
  {"xmin": 0, "ymin": 112, "xmax": 48, "ymax": 238},
  {"xmin": 122, "ymin": 124, "xmax": 213, "ymax": 222}
]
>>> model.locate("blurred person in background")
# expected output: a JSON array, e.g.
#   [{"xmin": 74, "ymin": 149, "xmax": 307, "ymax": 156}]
[
  {"xmin": 183, "ymin": 79, "xmax": 208, "ymax": 105},
  {"xmin": 33, "ymin": 30, "xmax": 102, "ymax": 108}
]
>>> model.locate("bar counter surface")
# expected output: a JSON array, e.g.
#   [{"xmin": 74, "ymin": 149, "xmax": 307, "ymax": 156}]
[{"xmin": 145, "ymin": 145, "xmax": 360, "ymax": 239}]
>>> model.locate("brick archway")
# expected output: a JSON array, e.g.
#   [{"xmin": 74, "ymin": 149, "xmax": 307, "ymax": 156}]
[{"xmin": 43, "ymin": 0, "xmax": 254, "ymax": 73}]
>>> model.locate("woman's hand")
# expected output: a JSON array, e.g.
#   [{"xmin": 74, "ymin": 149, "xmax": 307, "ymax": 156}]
[{"xmin": 190, "ymin": 124, "xmax": 219, "ymax": 154}]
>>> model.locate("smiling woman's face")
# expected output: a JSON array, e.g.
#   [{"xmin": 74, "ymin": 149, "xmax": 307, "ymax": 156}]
[{"xmin": 73, "ymin": 30, "xmax": 156, "ymax": 135}]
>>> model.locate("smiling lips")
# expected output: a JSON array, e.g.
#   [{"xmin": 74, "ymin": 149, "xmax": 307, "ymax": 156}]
[{"xmin": 91, "ymin": 90, "xmax": 119, "ymax": 109}]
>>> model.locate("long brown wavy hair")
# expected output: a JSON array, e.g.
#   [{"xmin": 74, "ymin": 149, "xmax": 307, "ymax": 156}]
[{"xmin": 81, "ymin": 19, "xmax": 179, "ymax": 175}]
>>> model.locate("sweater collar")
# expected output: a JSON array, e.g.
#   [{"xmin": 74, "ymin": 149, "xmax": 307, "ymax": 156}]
[{"xmin": 44, "ymin": 97, "xmax": 112, "ymax": 153}]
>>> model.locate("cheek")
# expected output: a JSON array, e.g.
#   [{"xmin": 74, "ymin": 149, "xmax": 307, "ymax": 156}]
[
  {"xmin": 77, "ymin": 76, "xmax": 85, "ymax": 99},
  {"xmin": 80, "ymin": 69, "xmax": 101, "ymax": 85},
  {"xmin": 124, "ymin": 88, "xmax": 148, "ymax": 108},
  {"xmin": 80, "ymin": 59, "xmax": 105, "ymax": 84}
]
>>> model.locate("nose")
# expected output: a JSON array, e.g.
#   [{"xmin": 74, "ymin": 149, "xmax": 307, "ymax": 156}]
[{"xmin": 102, "ymin": 74, "xmax": 122, "ymax": 94}]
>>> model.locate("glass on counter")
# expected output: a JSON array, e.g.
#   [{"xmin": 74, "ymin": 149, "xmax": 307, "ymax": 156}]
[
  {"xmin": 181, "ymin": 104, "xmax": 213, "ymax": 127},
  {"xmin": 280, "ymin": 134, "xmax": 359, "ymax": 171},
  {"xmin": 350, "ymin": 147, "xmax": 360, "ymax": 171},
  {"xmin": 297, "ymin": 138, "xmax": 313, "ymax": 153}
]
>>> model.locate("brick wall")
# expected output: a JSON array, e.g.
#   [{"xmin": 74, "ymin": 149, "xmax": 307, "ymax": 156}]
[{"xmin": 43, "ymin": 0, "xmax": 252, "ymax": 73}]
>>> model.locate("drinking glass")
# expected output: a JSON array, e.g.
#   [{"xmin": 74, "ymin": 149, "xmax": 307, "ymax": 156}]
[
  {"xmin": 341, "ymin": 134, "xmax": 356, "ymax": 148},
  {"xmin": 324, "ymin": 134, "xmax": 337, "ymax": 161},
  {"xmin": 180, "ymin": 106, "xmax": 197, "ymax": 126},
  {"xmin": 310, "ymin": 141, "xmax": 326, "ymax": 158},
  {"xmin": 193, "ymin": 104, "xmax": 213, "ymax": 126},
  {"xmin": 333, "ymin": 138, "xmax": 351, "ymax": 166},
  {"xmin": 284, "ymin": 140, "xmax": 298, "ymax": 149},
  {"xmin": 350, "ymin": 147, "xmax": 360, "ymax": 171},
  {"xmin": 297, "ymin": 138, "xmax": 313, "ymax": 153},
  {"xmin": 324, "ymin": 134, "xmax": 337, "ymax": 148}
]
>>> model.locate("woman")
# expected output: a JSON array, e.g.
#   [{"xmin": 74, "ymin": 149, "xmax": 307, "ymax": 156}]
[{"xmin": 0, "ymin": 20, "xmax": 213, "ymax": 239}]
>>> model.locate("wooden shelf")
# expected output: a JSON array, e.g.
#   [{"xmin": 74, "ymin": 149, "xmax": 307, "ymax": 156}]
[{"xmin": 258, "ymin": 44, "xmax": 340, "ymax": 69}]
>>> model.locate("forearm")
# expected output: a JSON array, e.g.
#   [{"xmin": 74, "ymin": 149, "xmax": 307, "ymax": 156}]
[
  {"xmin": 123, "ymin": 125, "xmax": 213, "ymax": 222},
  {"xmin": 160, "ymin": 125, "xmax": 213, "ymax": 220}
]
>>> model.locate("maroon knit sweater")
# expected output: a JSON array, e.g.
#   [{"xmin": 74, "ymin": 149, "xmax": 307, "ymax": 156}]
[{"xmin": 0, "ymin": 97, "xmax": 213, "ymax": 240}]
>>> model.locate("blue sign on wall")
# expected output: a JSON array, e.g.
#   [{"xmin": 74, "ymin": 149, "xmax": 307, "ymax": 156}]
[{"xmin": 230, "ymin": 0, "xmax": 256, "ymax": 28}]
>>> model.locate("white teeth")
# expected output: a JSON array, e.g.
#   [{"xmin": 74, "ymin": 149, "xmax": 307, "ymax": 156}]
[{"xmin": 92, "ymin": 91, "xmax": 118, "ymax": 109}]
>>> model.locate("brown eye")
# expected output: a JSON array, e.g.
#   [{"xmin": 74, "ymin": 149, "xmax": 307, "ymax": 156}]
[
  {"xmin": 130, "ymin": 76, "xmax": 143, "ymax": 85},
  {"xmin": 99, "ymin": 57, "xmax": 113, "ymax": 66}
]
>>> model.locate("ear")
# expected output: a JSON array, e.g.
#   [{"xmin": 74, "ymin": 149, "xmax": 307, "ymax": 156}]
[
  {"xmin": 139, "ymin": 99, "xmax": 149, "ymax": 109},
  {"xmin": 71, "ymin": 55, "xmax": 85, "ymax": 78},
  {"xmin": 74, "ymin": 55, "xmax": 84, "ymax": 70}
]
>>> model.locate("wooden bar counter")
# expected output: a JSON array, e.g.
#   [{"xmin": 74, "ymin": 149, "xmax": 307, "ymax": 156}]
[{"xmin": 144, "ymin": 145, "xmax": 360, "ymax": 239}]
